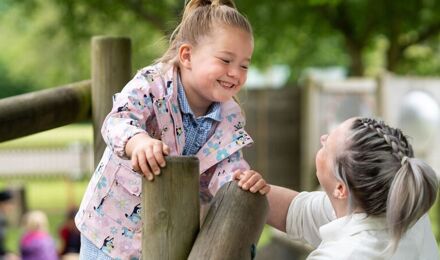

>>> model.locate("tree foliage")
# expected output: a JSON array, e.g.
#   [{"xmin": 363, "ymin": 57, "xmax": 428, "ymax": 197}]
[{"xmin": 0, "ymin": 0, "xmax": 439, "ymax": 95}]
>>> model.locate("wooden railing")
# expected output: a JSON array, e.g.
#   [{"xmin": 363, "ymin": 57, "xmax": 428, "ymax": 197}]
[{"xmin": 0, "ymin": 80, "xmax": 91, "ymax": 142}]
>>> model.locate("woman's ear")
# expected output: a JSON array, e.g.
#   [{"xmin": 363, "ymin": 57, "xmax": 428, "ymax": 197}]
[
  {"xmin": 333, "ymin": 182, "xmax": 348, "ymax": 200},
  {"xmin": 178, "ymin": 44, "xmax": 192, "ymax": 69}
]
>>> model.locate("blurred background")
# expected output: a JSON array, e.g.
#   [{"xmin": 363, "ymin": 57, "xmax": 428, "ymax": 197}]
[{"xmin": 0, "ymin": 0, "xmax": 439, "ymax": 258}]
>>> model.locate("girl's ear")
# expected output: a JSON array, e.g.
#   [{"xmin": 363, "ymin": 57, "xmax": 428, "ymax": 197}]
[
  {"xmin": 178, "ymin": 44, "xmax": 192, "ymax": 69},
  {"xmin": 333, "ymin": 182, "xmax": 348, "ymax": 200}
]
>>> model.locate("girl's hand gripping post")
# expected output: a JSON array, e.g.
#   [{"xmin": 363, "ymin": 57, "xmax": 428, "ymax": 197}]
[
  {"xmin": 125, "ymin": 133, "xmax": 171, "ymax": 181},
  {"xmin": 233, "ymin": 170, "xmax": 271, "ymax": 195}
]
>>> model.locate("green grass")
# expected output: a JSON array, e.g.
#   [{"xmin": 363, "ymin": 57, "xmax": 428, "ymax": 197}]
[{"xmin": 0, "ymin": 123, "xmax": 93, "ymax": 149}]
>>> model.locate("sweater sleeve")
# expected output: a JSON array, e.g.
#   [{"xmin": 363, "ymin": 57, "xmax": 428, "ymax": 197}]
[{"xmin": 286, "ymin": 191, "xmax": 335, "ymax": 248}]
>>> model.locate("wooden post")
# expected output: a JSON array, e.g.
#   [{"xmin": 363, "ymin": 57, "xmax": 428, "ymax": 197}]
[
  {"xmin": 91, "ymin": 36, "xmax": 131, "ymax": 167},
  {"xmin": 142, "ymin": 156, "xmax": 200, "ymax": 260},
  {"xmin": 188, "ymin": 181, "xmax": 269, "ymax": 260}
]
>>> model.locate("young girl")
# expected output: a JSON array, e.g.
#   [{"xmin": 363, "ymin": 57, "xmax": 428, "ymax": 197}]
[
  {"xmin": 20, "ymin": 210, "xmax": 58, "ymax": 260},
  {"xmin": 75, "ymin": 0, "xmax": 269, "ymax": 259},
  {"xmin": 262, "ymin": 117, "xmax": 439, "ymax": 259}
]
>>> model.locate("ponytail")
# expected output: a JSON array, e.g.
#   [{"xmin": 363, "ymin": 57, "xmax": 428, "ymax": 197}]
[
  {"xmin": 337, "ymin": 118, "xmax": 439, "ymax": 253},
  {"xmin": 184, "ymin": 0, "xmax": 236, "ymax": 13},
  {"xmin": 157, "ymin": 0, "xmax": 251, "ymax": 66},
  {"xmin": 386, "ymin": 157, "xmax": 438, "ymax": 250}
]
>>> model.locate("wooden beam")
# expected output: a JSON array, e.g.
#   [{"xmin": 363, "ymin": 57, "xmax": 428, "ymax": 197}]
[{"xmin": 0, "ymin": 80, "xmax": 91, "ymax": 142}]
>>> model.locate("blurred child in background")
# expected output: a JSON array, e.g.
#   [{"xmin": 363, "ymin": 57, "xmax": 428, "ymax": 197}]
[
  {"xmin": 20, "ymin": 210, "xmax": 58, "ymax": 260},
  {"xmin": 58, "ymin": 208, "xmax": 80, "ymax": 259}
]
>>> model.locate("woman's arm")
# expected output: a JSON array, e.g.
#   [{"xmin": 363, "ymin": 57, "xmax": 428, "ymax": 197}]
[{"xmin": 266, "ymin": 185, "xmax": 299, "ymax": 232}]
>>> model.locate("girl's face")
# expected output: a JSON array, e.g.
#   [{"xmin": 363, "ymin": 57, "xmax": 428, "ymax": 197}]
[
  {"xmin": 179, "ymin": 25, "xmax": 253, "ymax": 113},
  {"xmin": 315, "ymin": 118, "xmax": 354, "ymax": 195}
]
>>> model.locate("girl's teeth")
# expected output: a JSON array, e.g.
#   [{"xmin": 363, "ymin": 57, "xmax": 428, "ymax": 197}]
[{"xmin": 220, "ymin": 81, "xmax": 233, "ymax": 88}]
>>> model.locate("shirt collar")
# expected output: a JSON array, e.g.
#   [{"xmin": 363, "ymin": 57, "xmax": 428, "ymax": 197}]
[
  {"xmin": 319, "ymin": 213, "xmax": 387, "ymax": 242},
  {"xmin": 177, "ymin": 73, "xmax": 221, "ymax": 122}
]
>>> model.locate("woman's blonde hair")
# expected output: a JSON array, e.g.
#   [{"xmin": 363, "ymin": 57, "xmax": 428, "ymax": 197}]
[
  {"xmin": 335, "ymin": 118, "xmax": 438, "ymax": 251},
  {"xmin": 156, "ymin": 0, "xmax": 253, "ymax": 66}
]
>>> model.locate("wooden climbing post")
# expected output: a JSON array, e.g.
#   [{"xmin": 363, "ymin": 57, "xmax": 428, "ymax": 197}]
[
  {"xmin": 188, "ymin": 181, "xmax": 269, "ymax": 260},
  {"xmin": 141, "ymin": 156, "xmax": 200, "ymax": 260},
  {"xmin": 91, "ymin": 36, "xmax": 131, "ymax": 167}
]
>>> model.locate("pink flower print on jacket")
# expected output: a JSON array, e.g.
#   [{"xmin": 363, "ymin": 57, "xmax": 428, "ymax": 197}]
[
  {"xmin": 100, "ymin": 236, "xmax": 115, "ymax": 255},
  {"xmin": 216, "ymin": 149, "xmax": 230, "ymax": 161},
  {"xmin": 226, "ymin": 113, "xmax": 237, "ymax": 122},
  {"xmin": 234, "ymin": 121, "xmax": 244, "ymax": 130},
  {"xmin": 97, "ymin": 177, "xmax": 108, "ymax": 190},
  {"xmin": 202, "ymin": 141, "xmax": 220, "ymax": 156},
  {"xmin": 140, "ymin": 69, "xmax": 155, "ymax": 84},
  {"xmin": 143, "ymin": 93, "xmax": 154, "ymax": 110},
  {"xmin": 122, "ymin": 227, "xmax": 135, "ymax": 239},
  {"xmin": 125, "ymin": 203, "xmax": 141, "ymax": 224},
  {"xmin": 94, "ymin": 198, "xmax": 105, "ymax": 217},
  {"xmin": 155, "ymin": 97, "xmax": 168, "ymax": 114},
  {"xmin": 233, "ymin": 130, "xmax": 251, "ymax": 145}
]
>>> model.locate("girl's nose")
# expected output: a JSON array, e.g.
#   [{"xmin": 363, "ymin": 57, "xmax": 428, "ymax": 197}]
[{"xmin": 227, "ymin": 66, "xmax": 240, "ymax": 78}]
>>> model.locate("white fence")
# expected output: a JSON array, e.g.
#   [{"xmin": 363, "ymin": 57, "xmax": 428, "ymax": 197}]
[{"xmin": 0, "ymin": 142, "xmax": 94, "ymax": 179}]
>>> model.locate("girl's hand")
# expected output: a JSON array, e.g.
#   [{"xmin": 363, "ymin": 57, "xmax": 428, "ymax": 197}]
[
  {"xmin": 233, "ymin": 170, "xmax": 270, "ymax": 195},
  {"xmin": 126, "ymin": 133, "xmax": 170, "ymax": 181}
]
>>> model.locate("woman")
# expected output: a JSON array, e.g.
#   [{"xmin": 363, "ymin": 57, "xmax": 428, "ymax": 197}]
[{"xmin": 267, "ymin": 117, "xmax": 439, "ymax": 259}]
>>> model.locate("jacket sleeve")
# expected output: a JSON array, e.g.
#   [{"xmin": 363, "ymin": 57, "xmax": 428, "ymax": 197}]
[
  {"xmin": 101, "ymin": 72, "xmax": 156, "ymax": 159},
  {"xmin": 208, "ymin": 150, "xmax": 250, "ymax": 197}
]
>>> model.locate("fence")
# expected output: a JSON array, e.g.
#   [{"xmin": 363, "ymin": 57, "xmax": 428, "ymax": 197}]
[{"xmin": 0, "ymin": 142, "xmax": 93, "ymax": 179}]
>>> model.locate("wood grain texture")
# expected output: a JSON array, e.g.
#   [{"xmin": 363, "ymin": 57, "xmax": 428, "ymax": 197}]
[
  {"xmin": 0, "ymin": 80, "xmax": 91, "ymax": 142},
  {"xmin": 91, "ymin": 36, "xmax": 131, "ymax": 166},
  {"xmin": 189, "ymin": 181, "xmax": 269, "ymax": 260},
  {"xmin": 142, "ymin": 156, "xmax": 200, "ymax": 260}
]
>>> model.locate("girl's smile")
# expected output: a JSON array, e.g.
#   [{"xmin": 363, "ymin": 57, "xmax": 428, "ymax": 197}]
[{"xmin": 179, "ymin": 24, "xmax": 254, "ymax": 117}]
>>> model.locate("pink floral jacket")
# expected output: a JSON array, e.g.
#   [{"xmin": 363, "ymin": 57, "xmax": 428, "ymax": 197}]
[{"xmin": 75, "ymin": 63, "xmax": 253, "ymax": 260}]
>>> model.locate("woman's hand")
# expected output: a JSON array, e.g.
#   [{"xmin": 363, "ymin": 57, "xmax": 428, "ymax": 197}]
[
  {"xmin": 233, "ymin": 170, "xmax": 271, "ymax": 195},
  {"xmin": 125, "ymin": 133, "xmax": 170, "ymax": 181}
]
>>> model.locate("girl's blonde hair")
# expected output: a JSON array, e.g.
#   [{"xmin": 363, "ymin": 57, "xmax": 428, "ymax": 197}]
[
  {"xmin": 156, "ymin": 0, "xmax": 253, "ymax": 66},
  {"xmin": 23, "ymin": 210, "xmax": 49, "ymax": 232}
]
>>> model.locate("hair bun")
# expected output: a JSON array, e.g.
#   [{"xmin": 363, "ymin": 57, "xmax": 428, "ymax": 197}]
[{"xmin": 185, "ymin": 0, "xmax": 236, "ymax": 9}]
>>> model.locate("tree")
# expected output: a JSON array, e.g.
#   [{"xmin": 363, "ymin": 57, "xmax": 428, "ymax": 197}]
[
  {"xmin": 240, "ymin": 0, "xmax": 440, "ymax": 76},
  {"xmin": 1, "ymin": 0, "xmax": 439, "ymax": 92},
  {"xmin": 39, "ymin": 0, "xmax": 440, "ymax": 76}
]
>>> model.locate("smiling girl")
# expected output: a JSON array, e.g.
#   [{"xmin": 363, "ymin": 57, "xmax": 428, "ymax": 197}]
[{"xmin": 75, "ymin": 1, "xmax": 269, "ymax": 259}]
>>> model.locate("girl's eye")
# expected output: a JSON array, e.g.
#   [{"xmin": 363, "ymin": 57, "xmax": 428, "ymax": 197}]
[
  {"xmin": 220, "ymin": 58, "xmax": 230, "ymax": 64},
  {"xmin": 241, "ymin": 65, "xmax": 249, "ymax": 70}
]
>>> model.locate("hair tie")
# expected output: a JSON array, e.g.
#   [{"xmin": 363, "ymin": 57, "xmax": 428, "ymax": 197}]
[{"xmin": 401, "ymin": 156, "xmax": 409, "ymax": 165}]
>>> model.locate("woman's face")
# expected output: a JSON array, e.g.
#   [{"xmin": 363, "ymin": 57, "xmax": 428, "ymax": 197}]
[{"xmin": 316, "ymin": 118, "xmax": 354, "ymax": 195}]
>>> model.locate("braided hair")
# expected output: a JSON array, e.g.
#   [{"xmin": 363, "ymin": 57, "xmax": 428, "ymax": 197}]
[{"xmin": 335, "ymin": 118, "xmax": 438, "ymax": 251}]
